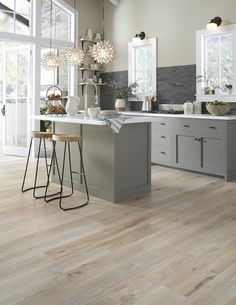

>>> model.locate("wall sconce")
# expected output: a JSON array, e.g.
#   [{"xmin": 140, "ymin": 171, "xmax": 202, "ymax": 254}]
[
  {"xmin": 206, "ymin": 16, "xmax": 222, "ymax": 31},
  {"xmin": 132, "ymin": 31, "xmax": 146, "ymax": 43}
]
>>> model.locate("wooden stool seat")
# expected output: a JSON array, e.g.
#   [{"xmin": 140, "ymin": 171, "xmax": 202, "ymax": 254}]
[
  {"xmin": 31, "ymin": 131, "xmax": 53, "ymax": 139},
  {"xmin": 52, "ymin": 134, "xmax": 82, "ymax": 143}
]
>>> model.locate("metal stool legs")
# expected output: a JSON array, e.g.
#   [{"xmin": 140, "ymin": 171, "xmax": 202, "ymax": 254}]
[
  {"xmin": 21, "ymin": 136, "xmax": 50, "ymax": 199},
  {"xmin": 44, "ymin": 140, "xmax": 89, "ymax": 211}
]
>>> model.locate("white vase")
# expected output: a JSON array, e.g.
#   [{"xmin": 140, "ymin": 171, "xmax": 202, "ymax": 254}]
[
  {"xmin": 66, "ymin": 96, "xmax": 80, "ymax": 115},
  {"xmin": 115, "ymin": 99, "xmax": 126, "ymax": 111}
]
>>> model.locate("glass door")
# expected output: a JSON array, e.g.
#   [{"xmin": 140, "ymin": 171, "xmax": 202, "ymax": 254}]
[{"xmin": 0, "ymin": 42, "xmax": 31, "ymax": 156}]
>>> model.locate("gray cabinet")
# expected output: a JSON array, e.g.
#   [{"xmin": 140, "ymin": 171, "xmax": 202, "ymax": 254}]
[
  {"xmin": 139, "ymin": 114, "xmax": 236, "ymax": 181},
  {"xmin": 202, "ymin": 137, "xmax": 224, "ymax": 173},
  {"xmin": 151, "ymin": 118, "xmax": 172, "ymax": 165},
  {"xmin": 176, "ymin": 135, "xmax": 201, "ymax": 169},
  {"xmin": 175, "ymin": 118, "xmax": 226, "ymax": 177}
]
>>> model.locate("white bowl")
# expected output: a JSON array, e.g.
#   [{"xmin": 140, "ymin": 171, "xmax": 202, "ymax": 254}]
[{"xmin": 88, "ymin": 107, "xmax": 101, "ymax": 119}]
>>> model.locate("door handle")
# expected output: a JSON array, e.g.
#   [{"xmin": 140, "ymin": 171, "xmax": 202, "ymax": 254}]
[{"xmin": 1, "ymin": 105, "xmax": 5, "ymax": 116}]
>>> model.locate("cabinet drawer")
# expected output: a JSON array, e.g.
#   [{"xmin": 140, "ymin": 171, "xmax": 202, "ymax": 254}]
[
  {"xmin": 200, "ymin": 120, "xmax": 225, "ymax": 136},
  {"xmin": 152, "ymin": 146, "xmax": 171, "ymax": 164},
  {"xmin": 174, "ymin": 119, "xmax": 198, "ymax": 133},
  {"xmin": 152, "ymin": 132, "xmax": 171, "ymax": 147},
  {"xmin": 152, "ymin": 118, "xmax": 170, "ymax": 130}
]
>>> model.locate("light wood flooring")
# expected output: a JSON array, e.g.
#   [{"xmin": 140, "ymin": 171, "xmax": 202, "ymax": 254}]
[{"xmin": 0, "ymin": 155, "xmax": 236, "ymax": 305}]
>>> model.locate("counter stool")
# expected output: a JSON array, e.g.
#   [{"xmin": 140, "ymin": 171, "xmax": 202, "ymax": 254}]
[
  {"xmin": 21, "ymin": 131, "xmax": 54, "ymax": 199},
  {"xmin": 44, "ymin": 134, "xmax": 89, "ymax": 211}
]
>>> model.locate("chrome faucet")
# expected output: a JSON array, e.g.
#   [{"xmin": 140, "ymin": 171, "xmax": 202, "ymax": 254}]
[{"xmin": 84, "ymin": 82, "xmax": 99, "ymax": 118}]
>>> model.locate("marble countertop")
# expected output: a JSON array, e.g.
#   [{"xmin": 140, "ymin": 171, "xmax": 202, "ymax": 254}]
[
  {"xmin": 31, "ymin": 114, "xmax": 152, "ymax": 126},
  {"xmin": 121, "ymin": 111, "xmax": 236, "ymax": 120}
]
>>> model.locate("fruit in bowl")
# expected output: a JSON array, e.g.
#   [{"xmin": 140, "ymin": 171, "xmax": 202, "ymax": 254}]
[{"xmin": 206, "ymin": 101, "xmax": 231, "ymax": 116}]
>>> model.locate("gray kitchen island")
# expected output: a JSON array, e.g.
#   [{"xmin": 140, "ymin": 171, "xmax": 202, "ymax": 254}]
[{"xmin": 32, "ymin": 114, "xmax": 151, "ymax": 202}]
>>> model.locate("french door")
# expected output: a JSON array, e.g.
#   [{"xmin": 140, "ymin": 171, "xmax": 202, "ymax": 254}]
[{"xmin": 1, "ymin": 42, "xmax": 32, "ymax": 156}]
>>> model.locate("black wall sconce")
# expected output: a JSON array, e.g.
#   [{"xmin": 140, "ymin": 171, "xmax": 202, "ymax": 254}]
[
  {"xmin": 207, "ymin": 16, "xmax": 222, "ymax": 30},
  {"xmin": 133, "ymin": 31, "xmax": 146, "ymax": 42}
]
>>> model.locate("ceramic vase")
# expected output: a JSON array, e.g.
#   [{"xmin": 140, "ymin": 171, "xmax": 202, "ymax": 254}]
[{"xmin": 115, "ymin": 99, "xmax": 126, "ymax": 111}]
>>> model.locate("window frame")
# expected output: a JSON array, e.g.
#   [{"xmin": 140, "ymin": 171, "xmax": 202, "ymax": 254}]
[
  {"xmin": 196, "ymin": 24, "xmax": 236, "ymax": 102},
  {"xmin": 128, "ymin": 38, "xmax": 157, "ymax": 101}
]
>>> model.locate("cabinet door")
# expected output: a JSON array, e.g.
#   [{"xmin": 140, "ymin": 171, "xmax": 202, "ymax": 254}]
[
  {"xmin": 202, "ymin": 137, "xmax": 224, "ymax": 173},
  {"xmin": 177, "ymin": 135, "xmax": 201, "ymax": 169}
]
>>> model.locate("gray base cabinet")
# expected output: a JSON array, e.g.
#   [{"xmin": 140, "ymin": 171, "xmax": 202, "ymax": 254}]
[
  {"xmin": 52, "ymin": 122, "xmax": 151, "ymax": 202},
  {"xmin": 176, "ymin": 135, "xmax": 201, "ymax": 169},
  {"xmin": 151, "ymin": 117, "xmax": 236, "ymax": 181},
  {"xmin": 202, "ymin": 137, "xmax": 224, "ymax": 173}
]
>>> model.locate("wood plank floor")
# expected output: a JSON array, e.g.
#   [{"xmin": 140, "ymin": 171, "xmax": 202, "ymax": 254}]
[{"xmin": 0, "ymin": 155, "xmax": 236, "ymax": 305}]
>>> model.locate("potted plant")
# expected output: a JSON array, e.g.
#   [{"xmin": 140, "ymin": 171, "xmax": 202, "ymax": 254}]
[{"xmin": 107, "ymin": 79, "xmax": 138, "ymax": 111}]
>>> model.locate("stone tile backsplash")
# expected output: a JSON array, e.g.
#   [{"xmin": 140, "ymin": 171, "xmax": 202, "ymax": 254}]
[{"xmin": 100, "ymin": 64, "xmax": 196, "ymax": 111}]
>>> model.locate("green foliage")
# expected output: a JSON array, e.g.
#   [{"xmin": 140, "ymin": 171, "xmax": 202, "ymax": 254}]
[
  {"xmin": 40, "ymin": 106, "xmax": 51, "ymax": 130},
  {"xmin": 107, "ymin": 79, "xmax": 138, "ymax": 100}
]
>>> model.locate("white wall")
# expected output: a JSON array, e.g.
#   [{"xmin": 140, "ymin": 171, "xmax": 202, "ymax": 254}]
[{"xmin": 103, "ymin": 0, "xmax": 236, "ymax": 71}]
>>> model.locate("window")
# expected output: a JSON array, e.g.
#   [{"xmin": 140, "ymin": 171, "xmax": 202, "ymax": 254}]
[
  {"xmin": 0, "ymin": 0, "xmax": 31, "ymax": 35},
  {"xmin": 0, "ymin": 0, "xmax": 75, "ymax": 155},
  {"xmin": 196, "ymin": 25, "xmax": 236, "ymax": 101},
  {"xmin": 41, "ymin": 0, "xmax": 71, "ymax": 42},
  {"xmin": 128, "ymin": 38, "xmax": 157, "ymax": 100}
]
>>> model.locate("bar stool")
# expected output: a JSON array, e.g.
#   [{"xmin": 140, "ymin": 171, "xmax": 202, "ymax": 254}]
[
  {"xmin": 21, "ymin": 131, "xmax": 53, "ymax": 199},
  {"xmin": 44, "ymin": 134, "xmax": 89, "ymax": 211}
]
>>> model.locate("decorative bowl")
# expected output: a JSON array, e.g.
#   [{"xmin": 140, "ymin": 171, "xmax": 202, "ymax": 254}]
[{"xmin": 206, "ymin": 101, "xmax": 231, "ymax": 116}]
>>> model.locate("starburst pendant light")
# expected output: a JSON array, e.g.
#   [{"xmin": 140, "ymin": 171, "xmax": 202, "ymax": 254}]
[
  {"xmin": 65, "ymin": 47, "xmax": 85, "ymax": 65},
  {"xmin": 65, "ymin": 0, "xmax": 85, "ymax": 65},
  {"xmin": 90, "ymin": 40, "xmax": 115, "ymax": 64},
  {"xmin": 41, "ymin": 0, "xmax": 60, "ymax": 70}
]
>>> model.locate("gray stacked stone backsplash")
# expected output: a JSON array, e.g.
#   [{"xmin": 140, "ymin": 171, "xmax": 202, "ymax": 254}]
[{"xmin": 100, "ymin": 64, "xmax": 196, "ymax": 111}]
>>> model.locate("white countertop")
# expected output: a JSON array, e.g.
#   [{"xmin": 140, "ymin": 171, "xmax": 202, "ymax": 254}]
[
  {"xmin": 122, "ymin": 111, "xmax": 236, "ymax": 120},
  {"xmin": 31, "ymin": 114, "xmax": 152, "ymax": 126}
]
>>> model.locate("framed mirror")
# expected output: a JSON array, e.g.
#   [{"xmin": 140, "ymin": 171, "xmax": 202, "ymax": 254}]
[{"xmin": 128, "ymin": 38, "xmax": 157, "ymax": 100}]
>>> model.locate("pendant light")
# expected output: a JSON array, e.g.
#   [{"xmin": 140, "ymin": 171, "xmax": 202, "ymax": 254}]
[
  {"xmin": 90, "ymin": 40, "xmax": 115, "ymax": 64},
  {"xmin": 89, "ymin": 0, "xmax": 115, "ymax": 64},
  {"xmin": 41, "ymin": 0, "xmax": 60, "ymax": 70},
  {"xmin": 65, "ymin": 0, "xmax": 85, "ymax": 65}
]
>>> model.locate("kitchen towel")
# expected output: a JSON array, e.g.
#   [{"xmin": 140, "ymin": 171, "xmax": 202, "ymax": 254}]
[{"xmin": 104, "ymin": 117, "xmax": 127, "ymax": 134}]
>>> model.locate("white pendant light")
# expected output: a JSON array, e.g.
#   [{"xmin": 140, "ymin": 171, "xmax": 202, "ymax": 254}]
[
  {"xmin": 41, "ymin": 0, "xmax": 60, "ymax": 70},
  {"xmin": 65, "ymin": 47, "xmax": 85, "ymax": 65},
  {"xmin": 41, "ymin": 51, "xmax": 60, "ymax": 70},
  {"xmin": 90, "ymin": 40, "xmax": 115, "ymax": 64},
  {"xmin": 65, "ymin": 0, "xmax": 85, "ymax": 66}
]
